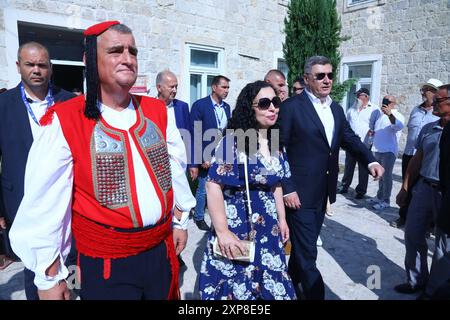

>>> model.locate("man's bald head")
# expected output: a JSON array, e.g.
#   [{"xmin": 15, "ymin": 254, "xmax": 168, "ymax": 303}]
[
  {"xmin": 17, "ymin": 42, "xmax": 50, "ymax": 63},
  {"xmin": 264, "ymin": 69, "xmax": 288, "ymax": 101}
]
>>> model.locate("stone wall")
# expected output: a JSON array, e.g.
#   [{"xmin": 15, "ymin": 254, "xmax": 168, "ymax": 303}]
[
  {"xmin": 0, "ymin": 0, "xmax": 288, "ymax": 104},
  {"xmin": 337, "ymin": 0, "xmax": 450, "ymax": 149}
]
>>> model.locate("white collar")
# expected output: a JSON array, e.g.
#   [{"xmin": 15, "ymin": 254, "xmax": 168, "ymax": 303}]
[
  {"xmin": 24, "ymin": 88, "xmax": 48, "ymax": 103},
  {"xmin": 305, "ymin": 88, "xmax": 332, "ymax": 106}
]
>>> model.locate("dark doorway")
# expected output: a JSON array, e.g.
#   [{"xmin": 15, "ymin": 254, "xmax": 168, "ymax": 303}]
[{"xmin": 52, "ymin": 64, "xmax": 84, "ymax": 94}]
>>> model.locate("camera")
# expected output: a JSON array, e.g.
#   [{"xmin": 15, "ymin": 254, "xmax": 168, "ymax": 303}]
[{"xmin": 382, "ymin": 98, "xmax": 391, "ymax": 106}]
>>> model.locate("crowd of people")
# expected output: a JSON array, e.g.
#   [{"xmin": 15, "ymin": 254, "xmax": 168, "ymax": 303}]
[{"xmin": 0, "ymin": 20, "xmax": 449, "ymax": 300}]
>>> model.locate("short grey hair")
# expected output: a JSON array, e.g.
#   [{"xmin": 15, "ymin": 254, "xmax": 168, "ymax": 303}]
[
  {"xmin": 156, "ymin": 70, "xmax": 176, "ymax": 85},
  {"xmin": 109, "ymin": 23, "xmax": 132, "ymax": 34},
  {"xmin": 304, "ymin": 56, "xmax": 332, "ymax": 74}
]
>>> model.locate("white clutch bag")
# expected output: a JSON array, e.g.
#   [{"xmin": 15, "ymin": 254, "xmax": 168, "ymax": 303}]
[{"xmin": 213, "ymin": 237, "xmax": 255, "ymax": 263}]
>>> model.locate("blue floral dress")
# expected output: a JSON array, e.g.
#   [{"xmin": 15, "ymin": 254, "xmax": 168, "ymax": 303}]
[{"xmin": 199, "ymin": 136, "xmax": 297, "ymax": 300}]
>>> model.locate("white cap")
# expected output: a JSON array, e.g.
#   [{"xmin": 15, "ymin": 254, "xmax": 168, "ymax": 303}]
[{"xmin": 420, "ymin": 78, "xmax": 443, "ymax": 90}]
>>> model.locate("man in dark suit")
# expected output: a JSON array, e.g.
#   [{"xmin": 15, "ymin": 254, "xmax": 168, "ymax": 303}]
[
  {"xmin": 189, "ymin": 75, "xmax": 231, "ymax": 231},
  {"xmin": 279, "ymin": 56, "xmax": 384, "ymax": 300},
  {"xmin": 0, "ymin": 41, "xmax": 74, "ymax": 299}
]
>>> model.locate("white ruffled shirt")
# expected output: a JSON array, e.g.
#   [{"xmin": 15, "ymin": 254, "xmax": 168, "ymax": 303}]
[{"xmin": 10, "ymin": 99, "xmax": 195, "ymax": 290}]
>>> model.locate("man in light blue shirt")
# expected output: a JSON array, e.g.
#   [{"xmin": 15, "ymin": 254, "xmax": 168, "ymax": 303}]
[
  {"xmin": 392, "ymin": 78, "xmax": 442, "ymax": 228},
  {"xmin": 394, "ymin": 84, "xmax": 449, "ymax": 295}
]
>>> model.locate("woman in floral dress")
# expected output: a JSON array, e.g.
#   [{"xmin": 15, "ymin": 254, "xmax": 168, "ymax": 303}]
[{"xmin": 199, "ymin": 81, "xmax": 296, "ymax": 300}]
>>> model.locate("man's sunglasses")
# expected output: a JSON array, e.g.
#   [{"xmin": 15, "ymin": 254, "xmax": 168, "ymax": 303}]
[
  {"xmin": 253, "ymin": 96, "xmax": 282, "ymax": 110},
  {"xmin": 432, "ymin": 96, "xmax": 450, "ymax": 106},
  {"xmin": 309, "ymin": 72, "xmax": 334, "ymax": 81}
]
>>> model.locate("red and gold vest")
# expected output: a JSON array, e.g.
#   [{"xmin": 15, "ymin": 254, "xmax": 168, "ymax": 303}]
[{"xmin": 50, "ymin": 95, "xmax": 173, "ymax": 229}]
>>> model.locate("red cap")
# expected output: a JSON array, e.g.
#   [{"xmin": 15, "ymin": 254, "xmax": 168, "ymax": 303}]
[{"xmin": 83, "ymin": 20, "xmax": 120, "ymax": 37}]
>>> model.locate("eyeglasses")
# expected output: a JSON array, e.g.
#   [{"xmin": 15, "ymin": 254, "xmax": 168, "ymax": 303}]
[
  {"xmin": 420, "ymin": 87, "xmax": 436, "ymax": 95},
  {"xmin": 308, "ymin": 72, "xmax": 334, "ymax": 81},
  {"xmin": 432, "ymin": 96, "xmax": 450, "ymax": 106},
  {"xmin": 253, "ymin": 96, "xmax": 282, "ymax": 110},
  {"xmin": 293, "ymin": 86, "xmax": 304, "ymax": 92}
]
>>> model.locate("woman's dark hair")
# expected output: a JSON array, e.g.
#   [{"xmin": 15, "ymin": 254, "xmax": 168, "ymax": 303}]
[{"xmin": 226, "ymin": 80, "xmax": 281, "ymax": 156}]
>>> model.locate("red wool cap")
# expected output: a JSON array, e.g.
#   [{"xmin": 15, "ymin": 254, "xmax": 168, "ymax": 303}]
[{"xmin": 83, "ymin": 20, "xmax": 120, "ymax": 37}]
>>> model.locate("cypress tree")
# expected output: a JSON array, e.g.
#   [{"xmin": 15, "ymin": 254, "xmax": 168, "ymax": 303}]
[{"xmin": 283, "ymin": 0, "xmax": 356, "ymax": 103}]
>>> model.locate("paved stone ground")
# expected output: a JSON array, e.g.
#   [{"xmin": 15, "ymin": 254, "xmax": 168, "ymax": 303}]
[{"xmin": 0, "ymin": 151, "xmax": 435, "ymax": 300}]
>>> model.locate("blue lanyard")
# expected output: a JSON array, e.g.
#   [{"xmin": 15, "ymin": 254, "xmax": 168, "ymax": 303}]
[
  {"xmin": 20, "ymin": 82, "xmax": 54, "ymax": 126},
  {"xmin": 213, "ymin": 103, "xmax": 225, "ymax": 129}
]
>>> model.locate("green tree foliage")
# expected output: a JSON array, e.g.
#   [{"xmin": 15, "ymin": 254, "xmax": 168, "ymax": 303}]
[{"xmin": 283, "ymin": 0, "xmax": 356, "ymax": 103}]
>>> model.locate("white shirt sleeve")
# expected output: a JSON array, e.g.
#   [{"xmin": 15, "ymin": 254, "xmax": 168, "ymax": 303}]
[
  {"xmin": 10, "ymin": 114, "xmax": 73, "ymax": 290},
  {"xmin": 165, "ymin": 109, "xmax": 196, "ymax": 229}
]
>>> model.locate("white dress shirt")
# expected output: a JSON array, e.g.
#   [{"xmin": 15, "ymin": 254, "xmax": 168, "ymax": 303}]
[
  {"xmin": 210, "ymin": 96, "xmax": 228, "ymax": 130},
  {"xmin": 346, "ymin": 101, "xmax": 376, "ymax": 144},
  {"xmin": 10, "ymin": 99, "xmax": 195, "ymax": 290},
  {"xmin": 24, "ymin": 89, "xmax": 53, "ymax": 138},
  {"xmin": 305, "ymin": 89, "xmax": 334, "ymax": 146},
  {"xmin": 371, "ymin": 109, "xmax": 405, "ymax": 155},
  {"xmin": 166, "ymin": 100, "xmax": 196, "ymax": 229},
  {"xmin": 305, "ymin": 89, "xmax": 379, "ymax": 169}
]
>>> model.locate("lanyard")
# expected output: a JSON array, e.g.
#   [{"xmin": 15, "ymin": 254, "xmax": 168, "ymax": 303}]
[
  {"xmin": 20, "ymin": 82, "xmax": 54, "ymax": 126},
  {"xmin": 213, "ymin": 103, "xmax": 226, "ymax": 130}
]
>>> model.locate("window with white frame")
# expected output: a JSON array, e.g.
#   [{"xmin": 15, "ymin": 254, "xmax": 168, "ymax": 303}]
[
  {"xmin": 341, "ymin": 55, "xmax": 382, "ymax": 111},
  {"xmin": 277, "ymin": 59, "xmax": 289, "ymax": 80},
  {"xmin": 348, "ymin": 0, "xmax": 373, "ymax": 5},
  {"xmin": 344, "ymin": 0, "xmax": 385, "ymax": 12},
  {"xmin": 186, "ymin": 44, "xmax": 224, "ymax": 106}
]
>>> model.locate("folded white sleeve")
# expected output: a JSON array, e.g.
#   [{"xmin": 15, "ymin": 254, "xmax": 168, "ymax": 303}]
[
  {"xmin": 10, "ymin": 114, "xmax": 73, "ymax": 290},
  {"xmin": 165, "ymin": 110, "xmax": 196, "ymax": 230}
]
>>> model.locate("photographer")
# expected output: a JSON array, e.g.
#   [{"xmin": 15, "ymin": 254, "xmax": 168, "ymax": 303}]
[{"xmin": 370, "ymin": 95, "xmax": 405, "ymax": 210}]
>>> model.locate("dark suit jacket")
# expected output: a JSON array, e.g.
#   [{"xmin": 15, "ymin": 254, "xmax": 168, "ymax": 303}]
[
  {"xmin": 438, "ymin": 121, "xmax": 450, "ymax": 235},
  {"xmin": 189, "ymin": 95, "xmax": 231, "ymax": 167},
  {"xmin": 280, "ymin": 90, "xmax": 376, "ymax": 210},
  {"xmin": 172, "ymin": 99, "xmax": 190, "ymax": 132},
  {"xmin": 0, "ymin": 84, "xmax": 75, "ymax": 223}
]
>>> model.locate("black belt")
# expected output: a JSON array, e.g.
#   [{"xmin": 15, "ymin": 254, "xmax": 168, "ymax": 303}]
[{"xmin": 422, "ymin": 178, "xmax": 441, "ymax": 190}]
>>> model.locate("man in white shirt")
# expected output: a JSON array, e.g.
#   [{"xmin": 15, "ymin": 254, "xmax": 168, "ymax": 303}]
[
  {"xmin": 338, "ymin": 88, "xmax": 375, "ymax": 199},
  {"xmin": 156, "ymin": 70, "xmax": 196, "ymax": 267},
  {"xmin": 10, "ymin": 21, "xmax": 193, "ymax": 300},
  {"xmin": 370, "ymin": 95, "xmax": 405, "ymax": 210}
]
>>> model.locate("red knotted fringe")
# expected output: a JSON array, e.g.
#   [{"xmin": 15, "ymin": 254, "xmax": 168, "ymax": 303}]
[
  {"xmin": 39, "ymin": 108, "xmax": 55, "ymax": 126},
  {"xmin": 164, "ymin": 237, "xmax": 180, "ymax": 300}
]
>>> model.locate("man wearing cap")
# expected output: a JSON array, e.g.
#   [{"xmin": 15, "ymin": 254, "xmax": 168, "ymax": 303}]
[
  {"xmin": 0, "ymin": 41, "xmax": 74, "ymax": 299},
  {"xmin": 394, "ymin": 84, "xmax": 449, "ymax": 295},
  {"xmin": 391, "ymin": 79, "xmax": 442, "ymax": 228},
  {"xmin": 337, "ymin": 88, "xmax": 375, "ymax": 199},
  {"xmin": 10, "ymin": 21, "xmax": 192, "ymax": 300}
]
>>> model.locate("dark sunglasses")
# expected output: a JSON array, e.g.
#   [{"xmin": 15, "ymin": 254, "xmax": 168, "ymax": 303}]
[
  {"xmin": 310, "ymin": 72, "xmax": 334, "ymax": 81},
  {"xmin": 432, "ymin": 96, "xmax": 450, "ymax": 106},
  {"xmin": 253, "ymin": 96, "xmax": 282, "ymax": 110}
]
